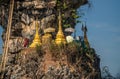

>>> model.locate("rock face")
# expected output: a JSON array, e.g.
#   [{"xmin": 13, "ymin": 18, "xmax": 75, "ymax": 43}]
[
  {"xmin": 4, "ymin": 42, "xmax": 101, "ymax": 79},
  {"xmin": 0, "ymin": 0, "xmax": 89, "ymax": 53},
  {"xmin": 0, "ymin": 0, "xmax": 101, "ymax": 79},
  {"xmin": 1, "ymin": 0, "xmax": 86, "ymax": 52}
]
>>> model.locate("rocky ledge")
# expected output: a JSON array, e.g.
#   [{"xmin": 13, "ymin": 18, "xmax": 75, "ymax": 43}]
[{"xmin": 2, "ymin": 42, "xmax": 101, "ymax": 79}]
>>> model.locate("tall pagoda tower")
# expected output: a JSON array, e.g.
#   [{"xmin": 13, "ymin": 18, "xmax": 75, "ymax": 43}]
[
  {"xmin": 82, "ymin": 24, "xmax": 90, "ymax": 48},
  {"xmin": 29, "ymin": 21, "xmax": 41, "ymax": 47},
  {"xmin": 55, "ymin": 11, "xmax": 66, "ymax": 44}
]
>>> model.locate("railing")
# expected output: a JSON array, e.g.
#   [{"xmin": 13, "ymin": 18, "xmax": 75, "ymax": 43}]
[{"xmin": 0, "ymin": 1, "xmax": 14, "ymax": 78}]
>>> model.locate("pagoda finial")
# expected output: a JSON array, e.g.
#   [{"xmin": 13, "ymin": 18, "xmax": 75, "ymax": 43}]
[
  {"xmin": 29, "ymin": 21, "xmax": 41, "ymax": 47},
  {"xmin": 55, "ymin": 10, "xmax": 66, "ymax": 44},
  {"xmin": 82, "ymin": 23, "xmax": 90, "ymax": 48},
  {"xmin": 58, "ymin": 10, "xmax": 62, "ymax": 33}
]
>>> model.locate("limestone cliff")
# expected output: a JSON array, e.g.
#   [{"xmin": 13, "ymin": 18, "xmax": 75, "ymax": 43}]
[
  {"xmin": 0, "ymin": 0, "xmax": 88, "ymax": 52},
  {"xmin": 0, "ymin": 0, "xmax": 101, "ymax": 79}
]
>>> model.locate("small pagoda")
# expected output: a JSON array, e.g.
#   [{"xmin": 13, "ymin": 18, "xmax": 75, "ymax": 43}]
[
  {"xmin": 29, "ymin": 21, "xmax": 41, "ymax": 48},
  {"xmin": 82, "ymin": 24, "xmax": 90, "ymax": 48},
  {"xmin": 55, "ymin": 11, "xmax": 66, "ymax": 45}
]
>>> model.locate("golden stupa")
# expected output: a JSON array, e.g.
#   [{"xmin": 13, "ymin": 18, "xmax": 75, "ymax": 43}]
[
  {"xmin": 55, "ymin": 11, "xmax": 66, "ymax": 44},
  {"xmin": 84, "ymin": 32, "xmax": 90, "ymax": 48},
  {"xmin": 42, "ymin": 33, "xmax": 52, "ymax": 44},
  {"xmin": 29, "ymin": 21, "xmax": 41, "ymax": 47},
  {"xmin": 42, "ymin": 27, "xmax": 55, "ymax": 44},
  {"xmin": 82, "ymin": 24, "xmax": 90, "ymax": 48}
]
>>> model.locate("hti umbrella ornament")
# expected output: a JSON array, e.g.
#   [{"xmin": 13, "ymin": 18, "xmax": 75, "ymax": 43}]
[
  {"xmin": 65, "ymin": 27, "xmax": 75, "ymax": 32},
  {"xmin": 44, "ymin": 27, "xmax": 55, "ymax": 33}
]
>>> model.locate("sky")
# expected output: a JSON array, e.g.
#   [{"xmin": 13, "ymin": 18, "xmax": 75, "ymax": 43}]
[
  {"xmin": 0, "ymin": 0, "xmax": 120, "ymax": 77},
  {"xmin": 76, "ymin": 0, "xmax": 120, "ymax": 76}
]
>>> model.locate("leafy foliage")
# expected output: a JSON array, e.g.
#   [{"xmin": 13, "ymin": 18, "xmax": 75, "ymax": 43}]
[{"xmin": 56, "ymin": 0, "xmax": 82, "ymax": 29}]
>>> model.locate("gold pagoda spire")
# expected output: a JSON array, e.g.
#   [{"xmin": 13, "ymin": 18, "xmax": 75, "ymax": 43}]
[
  {"xmin": 82, "ymin": 24, "xmax": 90, "ymax": 48},
  {"xmin": 55, "ymin": 11, "xmax": 66, "ymax": 44},
  {"xmin": 29, "ymin": 21, "xmax": 41, "ymax": 47}
]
